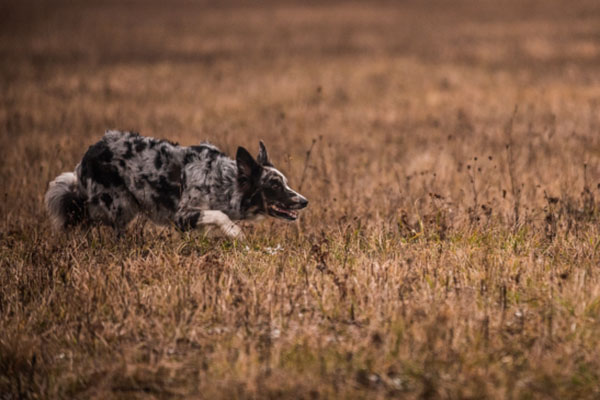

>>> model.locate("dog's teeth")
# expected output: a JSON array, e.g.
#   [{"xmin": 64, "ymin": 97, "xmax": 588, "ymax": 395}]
[{"xmin": 269, "ymin": 204, "xmax": 298, "ymax": 219}]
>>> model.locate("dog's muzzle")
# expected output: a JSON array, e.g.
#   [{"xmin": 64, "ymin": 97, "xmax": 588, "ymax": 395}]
[{"xmin": 268, "ymin": 195, "xmax": 308, "ymax": 221}]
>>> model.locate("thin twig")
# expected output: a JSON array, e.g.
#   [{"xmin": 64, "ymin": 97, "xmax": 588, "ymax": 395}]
[{"xmin": 298, "ymin": 138, "xmax": 317, "ymax": 192}]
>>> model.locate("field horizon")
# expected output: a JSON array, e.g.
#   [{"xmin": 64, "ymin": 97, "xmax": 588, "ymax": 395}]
[{"xmin": 2, "ymin": 0, "xmax": 600, "ymax": 398}]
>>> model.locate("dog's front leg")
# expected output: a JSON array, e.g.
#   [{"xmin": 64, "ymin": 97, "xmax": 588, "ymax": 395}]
[
  {"xmin": 199, "ymin": 210, "xmax": 245, "ymax": 239},
  {"xmin": 176, "ymin": 208, "xmax": 244, "ymax": 240}
]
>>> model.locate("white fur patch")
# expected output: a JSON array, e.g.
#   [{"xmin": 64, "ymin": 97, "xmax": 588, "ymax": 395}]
[
  {"xmin": 45, "ymin": 172, "xmax": 78, "ymax": 230},
  {"xmin": 200, "ymin": 210, "xmax": 244, "ymax": 239}
]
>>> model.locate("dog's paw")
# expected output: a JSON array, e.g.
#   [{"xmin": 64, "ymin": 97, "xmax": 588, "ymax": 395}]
[{"xmin": 224, "ymin": 223, "xmax": 245, "ymax": 240}]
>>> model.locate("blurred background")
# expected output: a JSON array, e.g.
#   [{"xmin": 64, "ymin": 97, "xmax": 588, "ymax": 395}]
[{"xmin": 3, "ymin": 2, "xmax": 600, "ymax": 398}]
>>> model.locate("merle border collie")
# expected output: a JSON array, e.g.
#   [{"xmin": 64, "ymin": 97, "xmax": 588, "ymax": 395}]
[{"xmin": 45, "ymin": 130, "xmax": 308, "ymax": 239}]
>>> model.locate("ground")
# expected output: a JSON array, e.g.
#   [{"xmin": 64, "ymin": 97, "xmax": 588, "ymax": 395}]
[{"xmin": 1, "ymin": 0, "xmax": 600, "ymax": 398}]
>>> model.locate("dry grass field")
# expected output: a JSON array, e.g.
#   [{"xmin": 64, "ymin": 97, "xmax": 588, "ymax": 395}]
[{"xmin": 2, "ymin": 0, "xmax": 600, "ymax": 398}]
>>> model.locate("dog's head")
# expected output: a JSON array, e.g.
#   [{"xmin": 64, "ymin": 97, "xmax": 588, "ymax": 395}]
[{"xmin": 237, "ymin": 141, "xmax": 308, "ymax": 221}]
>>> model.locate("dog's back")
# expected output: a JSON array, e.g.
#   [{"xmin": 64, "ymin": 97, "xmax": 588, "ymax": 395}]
[{"xmin": 77, "ymin": 131, "xmax": 186, "ymax": 226}]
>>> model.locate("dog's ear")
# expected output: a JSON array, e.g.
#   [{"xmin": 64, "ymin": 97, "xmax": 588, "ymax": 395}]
[
  {"xmin": 257, "ymin": 140, "xmax": 272, "ymax": 166},
  {"xmin": 236, "ymin": 146, "xmax": 261, "ymax": 185}
]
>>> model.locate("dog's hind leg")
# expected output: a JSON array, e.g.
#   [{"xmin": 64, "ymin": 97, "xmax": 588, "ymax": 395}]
[
  {"xmin": 88, "ymin": 190, "xmax": 139, "ymax": 237},
  {"xmin": 176, "ymin": 208, "xmax": 244, "ymax": 239}
]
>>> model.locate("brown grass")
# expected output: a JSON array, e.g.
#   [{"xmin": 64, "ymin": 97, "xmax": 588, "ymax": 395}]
[{"xmin": 2, "ymin": 0, "xmax": 600, "ymax": 398}]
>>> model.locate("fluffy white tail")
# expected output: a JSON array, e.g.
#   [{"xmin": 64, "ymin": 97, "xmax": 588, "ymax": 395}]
[{"xmin": 45, "ymin": 172, "xmax": 86, "ymax": 230}]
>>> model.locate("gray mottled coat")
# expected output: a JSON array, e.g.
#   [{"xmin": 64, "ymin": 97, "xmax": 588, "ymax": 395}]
[{"xmin": 45, "ymin": 130, "xmax": 308, "ymax": 238}]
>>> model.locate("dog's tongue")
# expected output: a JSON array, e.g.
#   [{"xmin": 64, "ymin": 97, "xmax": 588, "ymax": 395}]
[
  {"xmin": 271, "ymin": 204, "xmax": 297, "ymax": 219},
  {"xmin": 284, "ymin": 210, "xmax": 298, "ymax": 218}
]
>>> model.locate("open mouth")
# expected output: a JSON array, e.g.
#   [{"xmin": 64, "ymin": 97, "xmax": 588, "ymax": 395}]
[{"xmin": 268, "ymin": 204, "xmax": 298, "ymax": 221}]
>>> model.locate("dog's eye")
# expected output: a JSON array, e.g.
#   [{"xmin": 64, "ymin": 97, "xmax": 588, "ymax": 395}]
[{"xmin": 270, "ymin": 180, "xmax": 281, "ymax": 188}]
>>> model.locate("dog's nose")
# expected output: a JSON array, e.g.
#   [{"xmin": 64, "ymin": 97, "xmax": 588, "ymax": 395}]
[{"xmin": 298, "ymin": 197, "xmax": 308, "ymax": 208}]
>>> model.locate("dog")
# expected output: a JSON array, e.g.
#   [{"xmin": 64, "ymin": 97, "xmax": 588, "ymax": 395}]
[{"xmin": 45, "ymin": 130, "xmax": 308, "ymax": 239}]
